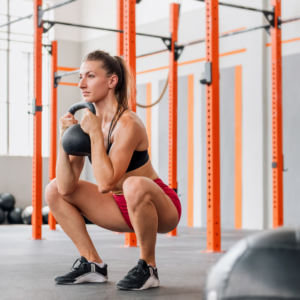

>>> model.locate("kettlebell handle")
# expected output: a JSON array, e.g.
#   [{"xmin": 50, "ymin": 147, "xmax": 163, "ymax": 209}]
[{"xmin": 68, "ymin": 101, "xmax": 96, "ymax": 116}]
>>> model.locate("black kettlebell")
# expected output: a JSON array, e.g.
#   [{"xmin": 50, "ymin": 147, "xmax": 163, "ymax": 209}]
[{"xmin": 62, "ymin": 101, "xmax": 96, "ymax": 156}]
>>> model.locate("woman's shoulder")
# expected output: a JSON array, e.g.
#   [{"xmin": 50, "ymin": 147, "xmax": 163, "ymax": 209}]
[
  {"xmin": 117, "ymin": 110, "xmax": 145, "ymax": 132},
  {"xmin": 115, "ymin": 110, "xmax": 148, "ymax": 149}
]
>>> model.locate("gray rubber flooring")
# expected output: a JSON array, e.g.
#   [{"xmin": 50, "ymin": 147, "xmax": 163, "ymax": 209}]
[{"xmin": 0, "ymin": 225, "xmax": 257, "ymax": 300}]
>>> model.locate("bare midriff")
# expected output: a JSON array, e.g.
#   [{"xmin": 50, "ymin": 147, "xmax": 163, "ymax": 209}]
[{"xmin": 111, "ymin": 159, "xmax": 159, "ymax": 195}]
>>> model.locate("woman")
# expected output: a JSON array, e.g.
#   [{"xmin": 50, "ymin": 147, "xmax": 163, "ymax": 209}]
[{"xmin": 45, "ymin": 50, "xmax": 181, "ymax": 291}]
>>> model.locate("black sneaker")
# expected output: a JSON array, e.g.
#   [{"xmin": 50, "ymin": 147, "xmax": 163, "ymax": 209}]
[
  {"xmin": 116, "ymin": 259, "xmax": 159, "ymax": 290},
  {"xmin": 55, "ymin": 256, "xmax": 108, "ymax": 284}
]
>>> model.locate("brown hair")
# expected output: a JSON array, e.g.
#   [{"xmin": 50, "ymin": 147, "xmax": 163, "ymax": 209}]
[{"xmin": 83, "ymin": 50, "xmax": 134, "ymax": 126}]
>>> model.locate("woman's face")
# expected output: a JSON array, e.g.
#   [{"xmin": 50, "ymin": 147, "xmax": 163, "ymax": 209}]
[{"xmin": 79, "ymin": 60, "xmax": 116, "ymax": 103}]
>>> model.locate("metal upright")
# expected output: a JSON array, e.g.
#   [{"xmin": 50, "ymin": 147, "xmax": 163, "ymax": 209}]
[
  {"xmin": 271, "ymin": 0, "xmax": 283, "ymax": 227},
  {"xmin": 167, "ymin": 3, "xmax": 180, "ymax": 237},
  {"xmin": 49, "ymin": 40, "xmax": 58, "ymax": 230},
  {"xmin": 203, "ymin": 0, "xmax": 221, "ymax": 252},
  {"xmin": 32, "ymin": 0, "xmax": 43, "ymax": 239},
  {"xmin": 123, "ymin": 0, "xmax": 138, "ymax": 247},
  {"xmin": 116, "ymin": 0, "xmax": 124, "ymax": 57}
]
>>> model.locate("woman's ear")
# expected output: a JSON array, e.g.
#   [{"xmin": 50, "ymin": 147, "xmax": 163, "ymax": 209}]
[{"xmin": 109, "ymin": 74, "xmax": 118, "ymax": 89}]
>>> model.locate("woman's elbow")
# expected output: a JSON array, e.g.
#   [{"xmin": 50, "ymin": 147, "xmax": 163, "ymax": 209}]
[
  {"xmin": 98, "ymin": 188, "xmax": 110, "ymax": 194},
  {"xmin": 58, "ymin": 188, "xmax": 73, "ymax": 197},
  {"xmin": 98, "ymin": 183, "xmax": 112, "ymax": 194},
  {"xmin": 57, "ymin": 183, "xmax": 75, "ymax": 196}
]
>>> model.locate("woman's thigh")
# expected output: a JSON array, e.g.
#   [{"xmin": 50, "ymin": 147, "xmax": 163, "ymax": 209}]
[
  {"xmin": 61, "ymin": 179, "xmax": 134, "ymax": 233},
  {"xmin": 123, "ymin": 177, "xmax": 179, "ymax": 233}
]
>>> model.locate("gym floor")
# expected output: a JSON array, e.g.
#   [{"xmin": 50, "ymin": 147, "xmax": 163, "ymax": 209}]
[{"xmin": 0, "ymin": 226, "xmax": 257, "ymax": 300}]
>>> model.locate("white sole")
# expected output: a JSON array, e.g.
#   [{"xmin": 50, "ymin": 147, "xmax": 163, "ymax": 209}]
[
  {"xmin": 116, "ymin": 276, "xmax": 160, "ymax": 290},
  {"xmin": 56, "ymin": 273, "xmax": 108, "ymax": 284},
  {"xmin": 74, "ymin": 272, "xmax": 108, "ymax": 284}
]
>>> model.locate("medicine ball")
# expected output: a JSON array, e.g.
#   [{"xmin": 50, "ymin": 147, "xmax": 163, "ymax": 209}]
[
  {"xmin": 0, "ymin": 208, "xmax": 5, "ymax": 224},
  {"xmin": 42, "ymin": 206, "xmax": 50, "ymax": 224},
  {"xmin": 7, "ymin": 207, "xmax": 23, "ymax": 224},
  {"xmin": 204, "ymin": 227, "xmax": 300, "ymax": 300},
  {"xmin": 0, "ymin": 193, "xmax": 16, "ymax": 211},
  {"xmin": 21, "ymin": 206, "xmax": 33, "ymax": 225}
]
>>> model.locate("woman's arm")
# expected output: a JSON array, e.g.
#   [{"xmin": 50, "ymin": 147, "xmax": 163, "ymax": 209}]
[
  {"xmin": 56, "ymin": 113, "xmax": 85, "ymax": 195},
  {"xmin": 81, "ymin": 110, "xmax": 143, "ymax": 193}
]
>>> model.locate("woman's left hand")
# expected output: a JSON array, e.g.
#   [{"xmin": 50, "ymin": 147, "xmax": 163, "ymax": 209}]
[{"xmin": 80, "ymin": 108, "xmax": 102, "ymax": 136}]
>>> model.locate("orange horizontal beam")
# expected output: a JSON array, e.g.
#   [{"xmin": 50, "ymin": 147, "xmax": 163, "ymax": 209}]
[
  {"xmin": 137, "ymin": 65, "xmax": 169, "ymax": 75},
  {"xmin": 266, "ymin": 36, "xmax": 300, "ymax": 47},
  {"xmin": 137, "ymin": 48, "xmax": 246, "ymax": 75},
  {"xmin": 219, "ymin": 27, "xmax": 246, "ymax": 35},
  {"xmin": 57, "ymin": 66, "xmax": 78, "ymax": 71},
  {"xmin": 59, "ymin": 82, "xmax": 78, "ymax": 86},
  {"xmin": 219, "ymin": 48, "xmax": 246, "ymax": 57}
]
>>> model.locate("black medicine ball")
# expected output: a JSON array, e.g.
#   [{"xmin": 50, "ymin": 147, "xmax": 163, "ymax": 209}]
[
  {"xmin": 0, "ymin": 193, "xmax": 16, "ymax": 211},
  {"xmin": 42, "ymin": 206, "xmax": 50, "ymax": 224},
  {"xmin": 0, "ymin": 208, "xmax": 5, "ymax": 224},
  {"xmin": 7, "ymin": 207, "xmax": 23, "ymax": 224}
]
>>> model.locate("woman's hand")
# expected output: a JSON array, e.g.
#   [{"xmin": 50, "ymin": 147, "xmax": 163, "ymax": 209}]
[
  {"xmin": 80, "ymin": 108, "xmax": 102, "ymax": 136},
  {"xmin": 59, "ymin": 112, "xmax": 78, "ymax": 136}
]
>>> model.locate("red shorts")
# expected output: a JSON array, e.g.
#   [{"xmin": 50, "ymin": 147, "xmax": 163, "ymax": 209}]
[{"xmin": 113, "ymin": 178, "xmax": 181, "ymax": 230}]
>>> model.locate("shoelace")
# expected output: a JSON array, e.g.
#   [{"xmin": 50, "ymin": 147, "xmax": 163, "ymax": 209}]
[
  {"xmin": 70, "ymin": 258, "xmax": 89, "ymax": 271},
  {"xmin": 128, "ymin": 264, "xmax": 148, "ymax": 278}
]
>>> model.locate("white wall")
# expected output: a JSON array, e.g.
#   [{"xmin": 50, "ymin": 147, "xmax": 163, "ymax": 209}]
[{"xmin": 0, "ymin": 156, "xmax": 49, "ymax": 208}]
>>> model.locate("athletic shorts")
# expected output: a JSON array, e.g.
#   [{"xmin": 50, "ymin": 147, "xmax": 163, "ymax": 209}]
[{"xmin": 112, "ymin": 178, "xmax": 181, "ymax": 230}]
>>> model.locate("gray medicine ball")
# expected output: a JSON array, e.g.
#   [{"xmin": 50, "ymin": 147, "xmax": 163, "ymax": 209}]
[
  {"xmin": 205, "ymin": 227, "xmax": 300, "ymax": 300},
  {"xmin": 21, "ymin": 206, "xmax": 33, "ymax": 225}
]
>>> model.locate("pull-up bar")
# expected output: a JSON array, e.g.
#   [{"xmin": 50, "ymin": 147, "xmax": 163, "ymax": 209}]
[
  {"xmin": 195, "ymin": 0, "xmax": 274, "ymax": 25},
  {"xmin": 137, "ymin": 15, "xmax": 300, "ymax": 58},
  {"xmin": 42, "ymin": 20, "xmax": 171, "ymax": 42},
  {"xmin": 0, "ymin": 0, "xmax": 78, "ymax": 29}
]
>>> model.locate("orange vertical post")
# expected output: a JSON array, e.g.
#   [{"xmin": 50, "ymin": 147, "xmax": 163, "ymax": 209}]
[
  {"xmin": 187, "ymin": 74, "xmax": 194, "ymax": 227},
  {"xmin": 234, "ymin": 65, "xmax": 242, "ymax": 229},
  {"xmin": 271, "ymin": 0, "xmax": 283, "ymax": 228},
  {"xmin": 49, "ymin": 40, "xmax": 57, "ymax": 230},
  {"xmin": 204, "ymin": 0, "xmax": 221, "ymax": 252},
  {"xmin": 116, "ymin": 0, "xmax": 124, "ymax": 57},
  {"xmin": 123, "ymin": 0, "xmax": 137, "ymax": 247},
  {"xmin": 32, "ymin": 0, "xmax": 43, "ymax": 239},
  {"xmin": 124, "ymin": 0, "xmax": 136, "ymax": 112},
  {"xmin": 167, "ymin": 3, "xmax": 179, "ymax": 237}
]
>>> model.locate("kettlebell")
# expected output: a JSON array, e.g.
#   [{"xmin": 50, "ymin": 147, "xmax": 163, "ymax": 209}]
[{"xmin": 62, "ymin": 101, "xmax": 96, "ymax": 156}]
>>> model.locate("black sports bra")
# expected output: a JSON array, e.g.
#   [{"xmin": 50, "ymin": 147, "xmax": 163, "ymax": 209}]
[{"xmin": 89, "ymin": 109, "xmax": 149, "ymax": 173}]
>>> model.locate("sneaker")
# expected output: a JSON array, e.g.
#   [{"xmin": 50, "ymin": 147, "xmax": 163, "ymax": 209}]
[
  {"xmin": 55, "ymin": 256, "xmax": 108, "ymax": 284},
  {"xmin": 116, "ymin": 259, "xmax": 160, "ymax": 290}
]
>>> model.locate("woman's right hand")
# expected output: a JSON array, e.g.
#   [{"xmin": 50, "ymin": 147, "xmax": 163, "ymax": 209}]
[{"xmin": 59, "ymin": 112, "xmax": 78, "ymax": 136}]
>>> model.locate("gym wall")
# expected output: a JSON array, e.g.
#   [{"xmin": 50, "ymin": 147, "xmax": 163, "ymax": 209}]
[
  {"xmin": 54, "ymin": 0, "xmax": 300, "ymax": 229},
  {"xmin": 3, "ymin": 0, "xmax": 300, "ymax": 230}
]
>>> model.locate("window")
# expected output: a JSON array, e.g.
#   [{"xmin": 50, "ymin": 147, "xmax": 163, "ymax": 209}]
[{"xmin": 0, "ymin": 0, "xmax": 52, "ymax": 157}]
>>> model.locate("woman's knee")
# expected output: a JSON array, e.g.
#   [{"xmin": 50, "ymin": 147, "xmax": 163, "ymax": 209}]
[
  {"xmin": 45, "ymin": 179, "xmax": 60, "ymax": 207},
  {"xmin": 123, "ymin": 177, "xmax": 150, "ymax": 210}
]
